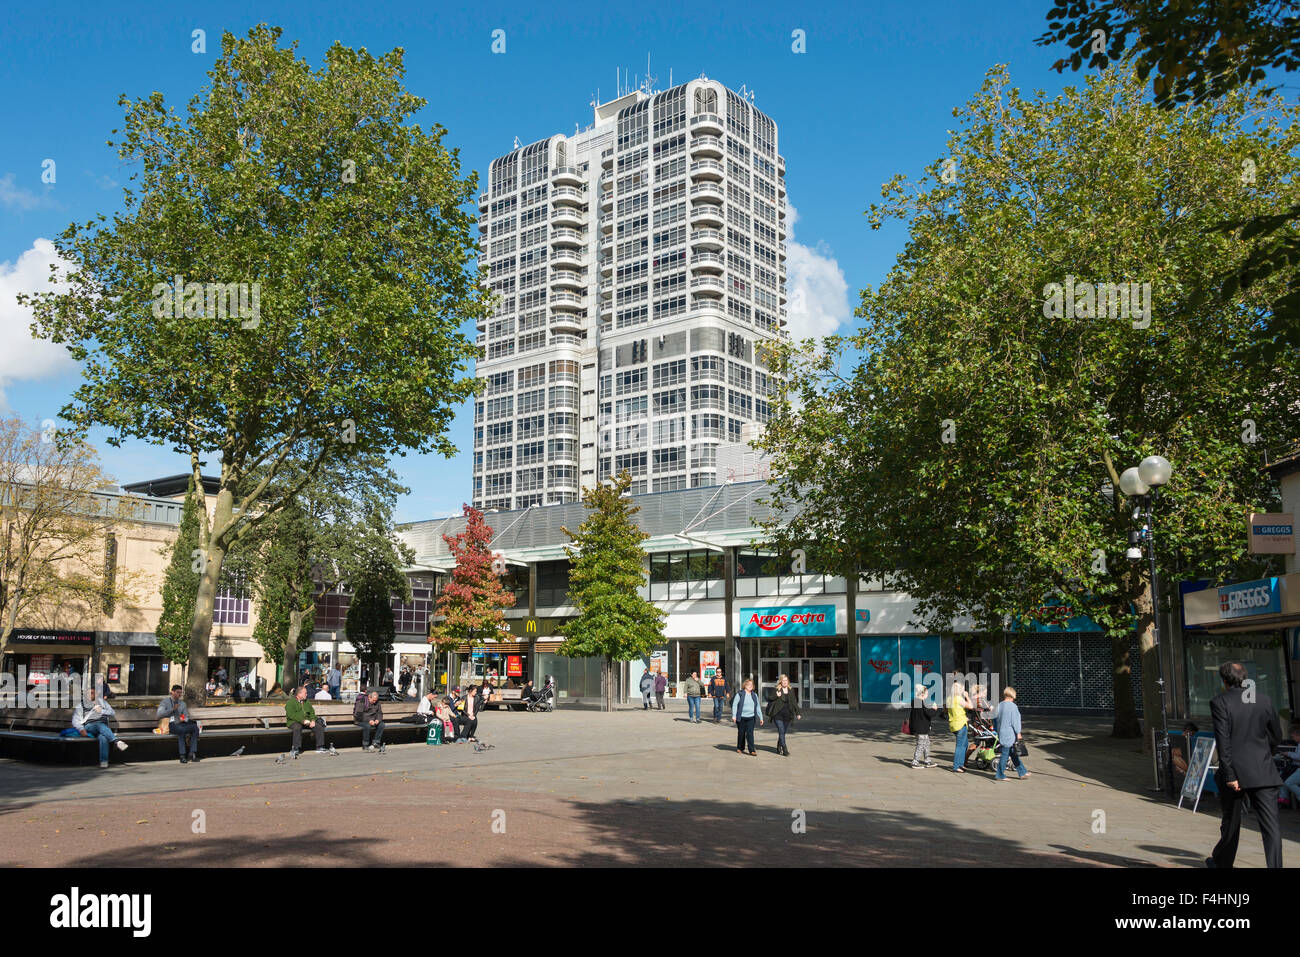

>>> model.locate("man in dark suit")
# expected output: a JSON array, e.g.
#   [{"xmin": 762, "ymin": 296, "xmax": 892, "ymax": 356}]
[{"xmin": 1208, "ymin": 661, "xmax": 1283, "ymax": 868}]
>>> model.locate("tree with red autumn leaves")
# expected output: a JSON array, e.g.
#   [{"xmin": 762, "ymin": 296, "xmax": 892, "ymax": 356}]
[{"xmin": 428, "ymin": 505, "xmax": 516, "ymax": 654}]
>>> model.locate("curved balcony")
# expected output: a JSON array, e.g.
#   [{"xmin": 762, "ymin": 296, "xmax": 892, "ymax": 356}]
[
  {"xmin": 690, "ymin": 134, "xmax": 723, "ymax": 157},
  {"xmin": 549, "ymin": 312, "xmax": 583, "ymax": 332},
  {"xmin": 690, "ymin": 252, "xmax": 724, "ymax": 272},
  {"xmin": 550, "ymin": 248, "xmax": 583, "ymax": 269},
  {"xmin": 600, "ymin": 189, "xmax": 614, "ymax": 210},
  {"xmin": 550, "ymin": 227, "xmax": 585, "ymax": 247},
  {"xmin": 777, "ymin": 179, "xmax": 785, "ymax": 198},
  {"xmin": 551, "ymin": 166, "xmax": 582, "ymax": 186},
  {"xmin": 691, "ymin": 301, "xmax": 725, "ymax": 320},
  {"xmin": 690, "ymin": 275, "xmax": 725, "ymax": 297},
  {"xmin": 690, "ymin": 203, "xmax": 724, "ymax": 227},
  {"xmin": 551, "ymin": 185, "xmax": 585, "ymax": 206},
  {"xmin": 549, "ymin": 291, "xmax": 586, "ymax": 310},
  {"xmin": 691, "ymin": 113, "xmax": 723, "ymax": 134},
  {"xmin": 690, "ymin": 228, "xmax": 723, "ymax": 249},
  {"xmin": 599, "ymin": 170, "xmax": 613, "ymax": 188},
  {"xmin": 599, "ymin": 256, "xmax": 613, "ymax": 276},
  {"xmin": 550, "ymin": 268, "xmax": 585, "ymax": 289},
  {"xmin": 690, "ymin": 182, "xmax": 724, "ymax": 202},
  {"xmin": 689, "ymin": 159, "xmax": 724, "ymax": 181},
  {"xmin": 550, "ymin": 333, "xmax": 582, "ymax": 348},
  {"xmin": 551, "ymin": 206, "xmax": 584, "ymax": 227},
  {"xmin": 601, "ymin": 148, "xmax": 614, "ymax": 168}
]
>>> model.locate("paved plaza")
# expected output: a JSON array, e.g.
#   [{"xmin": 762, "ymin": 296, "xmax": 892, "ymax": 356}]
[{"xmin": 0, "ymin": 703, "xmax": 1294, "ymax": 867}]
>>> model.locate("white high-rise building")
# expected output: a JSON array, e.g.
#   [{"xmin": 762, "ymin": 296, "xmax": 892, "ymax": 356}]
[{"xmin": 472, "ymin": 78, "xmax": 787, "ymax": 510}]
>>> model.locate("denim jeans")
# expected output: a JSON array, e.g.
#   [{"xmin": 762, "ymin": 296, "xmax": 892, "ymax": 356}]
[
  {"xmin": 359, "ymin": 720, "xmax": 385, "ymax": 747},
  {"xmin": 84, "ymin": 721, "xmax": 116, "ymax": 763},
  {"xmin": 995, "ymin": 740, "xmax": 1027, "ymax": 779},
  {"xmin": 774, "ymin": 718, "xmax": 790, "ymax": 750},
  {"xmin": 736, "ymin": 716, "xmax": 757, "ymax": 752},
  {"xmin": 1281, "ymin": 768, "xmax": 1300, "ymax": 804},
  {"xmin": 952, "ymin": 724, "xmax": 969, "ymax": 770},
  {"xmin": 712, "ymin": 696, "xmax": 724, "ymax": 720},
  {"xmin": 642, "ymin": 690, "xmax": 653, "ymax": 709},
  {"xmin": 329, "ymin": 684, "xmax": 340, "ymax": 701},
  {"xmin": 172, "ymin": 720, "xmax": 200, "ymax": 757},
  {"xmin": 687, "ymin": 696, "xmax": 701, "ymax": 721}
]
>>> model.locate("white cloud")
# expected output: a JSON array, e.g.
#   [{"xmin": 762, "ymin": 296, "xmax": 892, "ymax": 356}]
[
  {"xmin": 0, "ymin": 239, "xmax": 79, "ymax": 409},
  {"xmin": 783, "ymin": 202, "xmax": 851, "ymax": 340}
]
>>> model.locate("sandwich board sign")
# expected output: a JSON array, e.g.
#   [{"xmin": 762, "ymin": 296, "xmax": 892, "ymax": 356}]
[{"xmin": 1179, "ymin": 736, "xmax": 1217, "ymax": 813}]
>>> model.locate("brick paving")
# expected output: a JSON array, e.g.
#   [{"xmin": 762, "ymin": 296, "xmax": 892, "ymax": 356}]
[{"xmin": 0, "ymin": 702, "xmax": 1294, "ymax": 867}]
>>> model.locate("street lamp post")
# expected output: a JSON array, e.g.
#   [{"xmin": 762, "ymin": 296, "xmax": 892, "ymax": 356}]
[{"xmin": 1120, "ymin": 455, "xmax": 1174, "ymax": 797}]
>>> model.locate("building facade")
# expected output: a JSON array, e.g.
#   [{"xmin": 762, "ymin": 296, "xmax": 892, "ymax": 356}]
[{"xmin": 472, "ymin": 79, "xmax": 788, "ymax": 510}]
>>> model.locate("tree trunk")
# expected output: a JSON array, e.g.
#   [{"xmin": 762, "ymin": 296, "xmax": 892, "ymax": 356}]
[
  {"xmin": 284, "ymin": 606, "xmax": 304, "ymax": 690},
  {"xmin": 183, "ymin": 540, "xmax": 225, "ymax": 706},
  {"xmin": 1134, "ymin": 571, "xmax": 1164, "ymax": 754},
  {"xmin": 1111, "ymin": 631, "xmax": 1142, "ymax": 738},
  {"xmin": 604, "ymin": 655, "xmax": 613, "ymax": 713}
]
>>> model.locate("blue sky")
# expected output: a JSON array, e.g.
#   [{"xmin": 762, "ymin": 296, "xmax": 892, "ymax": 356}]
[{"xmin": 0, "ymin": 0, "xmax": 1078, "ymax": 521}]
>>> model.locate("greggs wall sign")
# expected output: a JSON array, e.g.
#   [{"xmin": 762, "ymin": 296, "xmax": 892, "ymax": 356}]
[{"xmin": 739, "ymin": 605, "xmax": 837, "ymax": 638}]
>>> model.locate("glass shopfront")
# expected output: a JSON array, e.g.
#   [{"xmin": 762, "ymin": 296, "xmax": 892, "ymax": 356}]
[
  {"xmin": 1185, "ymin": 631, "xmax": 1291, "ymax": 718},
  {"xmin": 756, "ymin": 637, "xmax": 850, "ymax": 709}
]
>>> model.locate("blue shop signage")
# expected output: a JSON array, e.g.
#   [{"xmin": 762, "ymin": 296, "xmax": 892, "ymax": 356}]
[
  {"xmin": 739, "ymin": 605, "xmax": 837, "ymax": 638},
  {"xmin": 1217, "ymin": 578, "xmax": 1282, "ymax": 620}
]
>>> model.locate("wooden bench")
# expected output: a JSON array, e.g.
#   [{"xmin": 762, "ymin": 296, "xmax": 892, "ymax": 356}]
[{"xmin": 0, "ymin": 701, "xmax": 428, "ymax": 765}]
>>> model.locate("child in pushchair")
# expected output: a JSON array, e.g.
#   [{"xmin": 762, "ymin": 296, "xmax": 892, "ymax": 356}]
[
  {"xmin": 965, "ymin": 709, "xmax": 1000, "ymax": 771},
  {"xmin": 525, "ymin": 675, "xmax": 556, "ymax": 712}
]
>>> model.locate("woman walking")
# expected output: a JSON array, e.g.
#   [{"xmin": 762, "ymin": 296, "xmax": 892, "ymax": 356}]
[
  {"xmin": 732, "ymin": 678, "xmax": 764, "ymax": 756},
  {"xmin": 765, "ymin": 673, "xmax": 801, "ymax": 756}
]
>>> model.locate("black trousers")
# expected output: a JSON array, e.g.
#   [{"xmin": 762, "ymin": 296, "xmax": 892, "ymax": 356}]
[
  {"xmin": 1213, "ymin": 784, "xmax": 1283, "ymax": 868},
  {"xmin": 461, "ymin": 717, "xmax": 478, "ymax": 740},
  {"xmin": 290, "ymin": 721, "xmax": 324, "ymax": 751},
  {"xmin": 736, "ymin": 716, "xmax": 756, "ymax": 752}
]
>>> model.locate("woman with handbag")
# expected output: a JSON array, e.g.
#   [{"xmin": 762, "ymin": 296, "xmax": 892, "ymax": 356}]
[
  {"xmin": 992, "ymin": 686, "xmax": 1030, "ymax": 781},
  {"xmin": 765, "ymin": 673, "xmax": 801, "ymax": 756},
  {"xmin": 908, "ymin": 683, "xmax": 938, "ymax": 768}
]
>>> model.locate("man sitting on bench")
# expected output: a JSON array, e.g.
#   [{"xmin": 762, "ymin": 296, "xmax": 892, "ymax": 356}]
[
  {"xmin": 285, "ymin": 685, "xmax": 326, "ymax": 756},
  {"xmin": 157, "ymin": 684, "xmax": 201, "ymax": 764},
  {"xmin": 354, "ymin": 688, "xmax": 385, "ymax": 752}
]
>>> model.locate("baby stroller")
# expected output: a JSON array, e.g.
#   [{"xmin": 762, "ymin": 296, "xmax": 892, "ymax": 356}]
[
  {"xmin": 525, "ymin": 676, "xmax": 556, "ymax": 713},
  {"xmin": 966, "ymin": 710, "xmax": 999, "ymax": 771}
]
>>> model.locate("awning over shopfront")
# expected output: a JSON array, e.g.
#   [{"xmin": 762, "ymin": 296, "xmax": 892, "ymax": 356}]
[{"xmin": 1182, "ymin": 573, "xmax": 1300, "ymax": 633}]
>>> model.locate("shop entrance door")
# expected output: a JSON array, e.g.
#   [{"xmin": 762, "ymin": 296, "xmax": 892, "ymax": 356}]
[
  {"xmin": 810, "ymin": 658, "xmax": 850, "ymax": 709},
  {"xmin": 759, "ymin": 659, "xmax": 809, "ymax": 707}
]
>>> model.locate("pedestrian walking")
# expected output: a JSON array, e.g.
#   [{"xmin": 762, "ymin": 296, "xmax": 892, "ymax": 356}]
[
  {"xmin": 709, "ymin": 670, "xmax": 729, "ymax": 722},
  {"xmin": 765, "ymin": 673, "xmax": 801, "ymax": 756},
  {"xmin": 992, "ymin": 687, "xmax": 1029, "ymax": 781},
  {"xmin": 639, "ymin": 669, "xmax": 655, "ymax": 710},
  {"xmin": 684, "ymin": 671, "xmax": 704, "ymax": 723},
  {"xmin": 327, "ymin": 663, "xmax": 342, "ymax": 700},
  {"xmin": 909, "ymin": 683, "xmax": 938, "ymax": 768},
  {"xmin": 654, "ymin": 670, "xmax": 667, "ymax": 710},
  {"xmin": 732, "ymin": 678, "xmax": 763, "ymax": 756},
  {"xmin": 948, "ymin": 671, "xmax": 972, "ymax": 773},
  {"xmin": 1208, "ymin": 662, "xmax": 1283, "ymax": 868}
]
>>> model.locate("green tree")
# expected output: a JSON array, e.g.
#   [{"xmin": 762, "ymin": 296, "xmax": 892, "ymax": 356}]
[
  {"xmin": 155, "ymin": 480, "xmax": 202, "ymax": 667},
  {"xmin": 428, "ymin": 505, "xmax": 517, "ymax": 659},
  {"xmin": 559, "ymin": 472, "xmax": 666, "ymax": 713},
  {"xmin": 1037, "ymin": 0, "xmax": 1300, "ymax": 360},
  {"xmin": 22, "ymin": 26, "xmax": 488, "ymax": 704},
  {"xmin": 760, "ymin": 66, "xmax": 1300, "ymax": 740},
  {"xmin": 242, "ymin": 452, "xmax": 411, "ymax": 689},
  {"xmin": 345, "ymin": 550, "xmax": 411, "ymax": 686}
]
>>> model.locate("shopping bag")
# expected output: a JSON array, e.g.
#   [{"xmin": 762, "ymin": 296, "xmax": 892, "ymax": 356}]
[{"xmin": 426, "ymin": 721, "xmax": 443, "ymax": 746}]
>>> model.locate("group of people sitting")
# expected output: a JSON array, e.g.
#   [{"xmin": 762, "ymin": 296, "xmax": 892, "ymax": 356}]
[
  {"xmin": 284, "ymin": 684, "xmax": 388, "ymax": 756},
  {"xmin": 415, "ymin": 685, "xmax": 485, "ymax": 744}
]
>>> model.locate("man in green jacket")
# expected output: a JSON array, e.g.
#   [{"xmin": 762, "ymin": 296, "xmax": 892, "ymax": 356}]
[
  {"xmin": 684, "ymin": 671, "xmax": 705, "ymax": 724},
  {"xmin": 285, "ymin": 685, "xmax": 326, "ymax": 755}
]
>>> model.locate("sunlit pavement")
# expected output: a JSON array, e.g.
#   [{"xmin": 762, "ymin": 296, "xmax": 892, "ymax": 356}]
[{"xmin": 0, "ymin": 704, "xmax": 1293, "ymax": 867}]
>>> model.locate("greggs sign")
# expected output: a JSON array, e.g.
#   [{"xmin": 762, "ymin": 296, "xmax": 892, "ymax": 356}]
[{"xmin": 739, "ymin": 605, "xmax": 837, "ymax": 638}]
